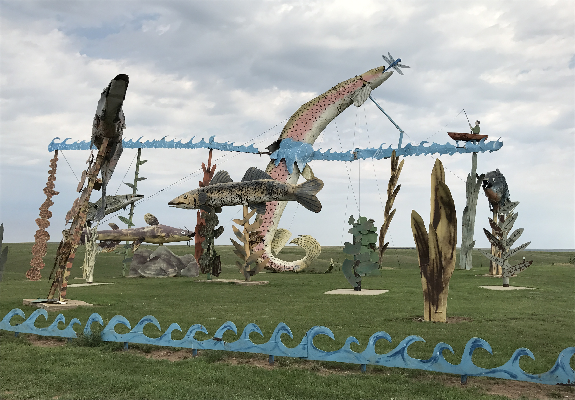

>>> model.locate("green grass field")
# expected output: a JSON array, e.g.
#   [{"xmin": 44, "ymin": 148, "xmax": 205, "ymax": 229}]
[{"xmin": 0, "ymin": 243, "xmax": 573, "ymax": 400}]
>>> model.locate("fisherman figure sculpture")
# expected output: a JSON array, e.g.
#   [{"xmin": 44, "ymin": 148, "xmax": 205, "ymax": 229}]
[{"xmin": 470, "ymin": 120, "xmax": 480, "ymax": 134}]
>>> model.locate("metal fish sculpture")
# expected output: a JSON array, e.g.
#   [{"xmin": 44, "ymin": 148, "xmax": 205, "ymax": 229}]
[
  {"xmin": 482, "ymin": 169, "xmax": 510, "ymax": 212},
  {"xmin": 168, "ymin": 167, "xmax": 324, "ymax": 214},
  {"xmin": 94, "ymin": 214, "xmax": 194, "ymax": 252},
  {"xmin": 257, "ymin": 65, "xmax": 394, "ymax": 271},
  {"xmin": 84, "ymin": 193, "xmax": 144, "ymax": 224},
  {"xmin": 91, "ymin": 74, "xmax": 129, "ymax": 221}
]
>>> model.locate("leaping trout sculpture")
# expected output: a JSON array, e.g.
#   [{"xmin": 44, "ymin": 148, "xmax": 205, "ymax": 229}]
[{"xmin": 259, "ymin": 65, "xmax": 394, "ymax": 272}]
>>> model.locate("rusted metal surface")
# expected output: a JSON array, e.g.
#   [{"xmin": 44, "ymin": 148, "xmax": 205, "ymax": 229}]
[
  {"xmin": 378, "ymin": 150, "xmax": 403, "ymax": 266},
  {"xmin": 27, "ymin": 150, "xmax": 59, "ymax": 281},
  {"xmin": 411, "ymin": 159, "xmax": 457, "ymax": 322}
]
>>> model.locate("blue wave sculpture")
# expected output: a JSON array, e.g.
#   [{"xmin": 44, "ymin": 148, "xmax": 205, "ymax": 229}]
[
  {"xmin": 269, "ymin": 138, "xmax": 503, "ymax": 173},
  {"xmin": 1, "ymin": 308, "xmax": 572, "ymax": 386},
  {"xmin": 48, "ymin": 136, "xmax": 260, "ymax": 154}
]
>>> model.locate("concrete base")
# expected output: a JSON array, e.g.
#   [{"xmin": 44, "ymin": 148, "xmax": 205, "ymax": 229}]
[
  {"xmin": 324, "ymin": 289, "xmax": 389, "ymax": 295},
  {"xmin": 67, "ymin": 283, "xmax": 114, "ymax": 288},
  {"xmin": 195, "ymin": 279, "xmax": 269, "ymax": 286},
  {"xmin": 23, "ymin": 299, "xmax": 93, "ymax": 311},
  {"xmin": 479, "ymin": 286, "xmax": 535, "ymax": 291}
]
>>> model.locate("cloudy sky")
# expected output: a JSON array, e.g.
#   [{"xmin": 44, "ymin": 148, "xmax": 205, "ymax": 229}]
[{"xmin": 0, "ymin": 0, "xmax": 573, "ymax": 252}]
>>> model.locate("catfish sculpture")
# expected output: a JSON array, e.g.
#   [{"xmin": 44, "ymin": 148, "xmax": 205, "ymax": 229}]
[
  {"xmin": 91, "ymin": 213, "xmax": 194, "ymax": 252},
  {"xmin": 256, "ymin": 64, "xmax": 394, "ymax": 271},
  {"xmin": 66, "ymin": 194, "xmax": 144, "ymax": 226},
  {"xmin": 168, "ymin": 167, "xmax": 324, "ymax": 214}
]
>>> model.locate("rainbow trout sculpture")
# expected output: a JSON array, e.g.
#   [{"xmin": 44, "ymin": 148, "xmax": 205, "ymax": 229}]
[{"xmin": 258, "ymin": 66, "xmax": 394, "ymax": 271}]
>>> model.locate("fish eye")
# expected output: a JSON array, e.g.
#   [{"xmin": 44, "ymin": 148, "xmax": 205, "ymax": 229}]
[
  {"xmin": 181, "ymin": 231, "xmax": 185, "ymax": 234},
  {"xmin": 183, "ymin": 194, "xmax": 187, "ymax": 199}
]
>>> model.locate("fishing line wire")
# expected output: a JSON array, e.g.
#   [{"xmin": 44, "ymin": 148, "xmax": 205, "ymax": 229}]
[
  {"xmin": 60, "ymin": 151, "xmax": 80, "ymax": 182},
  {"xmin": 364, "ymin": 108, "xmax": 401, "ymax": 268},
  {"xmin": 114, "ymin": 151, "xmax": 137, "ymax": 195},
  {"xmin": 99, "ymin": 119, "xmax": 288, "ymax": 225}
]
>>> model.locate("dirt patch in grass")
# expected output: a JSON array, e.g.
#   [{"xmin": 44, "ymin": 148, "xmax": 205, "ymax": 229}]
[
  {"xmin": 433, "ymin": 373, "xmax": 575, "ymax": 399},
  {"xmin": 27, "ymin": 334, "xmax": 67, "ymax": 347},
  {"xmin": 410, "ymin": 316, "xmax": 473, "ymax": 323}
]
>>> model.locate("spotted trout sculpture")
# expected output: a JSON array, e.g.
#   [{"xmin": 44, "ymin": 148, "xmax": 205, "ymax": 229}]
[{"xmin": 258, "ymin": 66, "xmax": 394, "ymax": 271}]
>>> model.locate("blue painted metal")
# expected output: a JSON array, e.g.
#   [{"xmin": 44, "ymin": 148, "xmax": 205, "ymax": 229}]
[
  {"xmin": 1, "ymin": 308, "xmax": 572, "ymax": 385},
  {"xmin": 269, "ymin": 137, "xmax": 503, "ymax": 172},
  {"xmin": 0, "ymin": 308, "xmax": 80, "ymax": 338},
  {"xmin": 47, "ymin": 136, "xmax": 260, "ymax": 154},
  {"xmin": 48, "ymin": 133, "xmax": 503, "ymax": 174}
]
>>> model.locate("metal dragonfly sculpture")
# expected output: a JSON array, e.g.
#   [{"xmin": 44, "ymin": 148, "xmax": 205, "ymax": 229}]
[{"xmin": 382, "ymin": 52, "xmax": 410, "ymax": 75}]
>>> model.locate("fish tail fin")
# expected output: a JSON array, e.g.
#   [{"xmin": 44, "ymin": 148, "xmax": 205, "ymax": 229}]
[{"xmin": 293, "ymin": 178, "xmax": 324, "ymax": 213}]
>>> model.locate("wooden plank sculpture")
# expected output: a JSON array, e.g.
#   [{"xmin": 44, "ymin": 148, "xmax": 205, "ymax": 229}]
[
  {"xmin": 231, "ymin": 205, "xmax": 268, "ymax": 281},
  {"xmin": 459, "ymin": 152, "xmax": 485, "ymax": 270},
  {"xmin": 48, "ymin": 74, "xmax": 129, "ymax": 301},
  {"xmin": 342, "ymin": 216, "xmax": 380, "ymax": 291},
  {"xmin": 378, "ymin": 150, "xmax": 403, "ymax": 266},
  {"xmin": 479, "ymin": 201, "xmax": 532, "ymax": 286},
  {"xmin": 411, "ymin": 159, "xmax": 457, "ymax": 322},
  {"xmin": 26, "ymin": 150, "xmax": 59, "ymax": 281}
]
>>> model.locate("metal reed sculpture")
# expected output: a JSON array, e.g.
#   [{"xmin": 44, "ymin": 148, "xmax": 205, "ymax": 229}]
[
  {"xmin": 479, "ymin": 201, "xmax": 532, "ymax": 287},
  {"xmin": 26, "ymin": 150, "xmax": 59, "ymax": 281},
  {"xmin": 231, "ymin": 205, "xmax": 268, "ymax": 281},
  {"xmin": 342, "ymin": 216, "xmax": 380, "ymax": 291},
  {"xmin": 378, "ymin": 150, "xmax": 403, "ymax": 266},
  {"xmin": 411, "ymin": 159, "xmax": 457, "ymax": 322}
]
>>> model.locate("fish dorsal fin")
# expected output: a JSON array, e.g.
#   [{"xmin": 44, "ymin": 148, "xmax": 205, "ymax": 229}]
[
  {"xmin": 108, "ymin": 223, "xmax": 120, "ymax": 230},
  {"xmin": 242, "ymin": 167, "xmax": 272, "ymax": 182},
  {"xmin": 144, "ymin": 213, "xmax": 159, "ymax": 226},
  {"xmin": 210, "ymin": 170, "xmax": 233, "ymax": 185}
]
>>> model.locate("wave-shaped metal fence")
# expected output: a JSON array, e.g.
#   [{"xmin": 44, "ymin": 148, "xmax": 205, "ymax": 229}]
[{"xmin": 1, "ymin": 308, "xmax": 572, "ymax": 386}]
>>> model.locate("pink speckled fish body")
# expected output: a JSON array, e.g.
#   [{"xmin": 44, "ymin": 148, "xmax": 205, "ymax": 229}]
[{"xmin": 259, "ymin": 66, "xmax": 393, "ymax": 271}]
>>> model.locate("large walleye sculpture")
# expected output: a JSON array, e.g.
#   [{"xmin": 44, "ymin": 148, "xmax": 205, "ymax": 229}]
[{"xmin": 257, "ymin": 65, "xmax": 394, "ymax": 271}]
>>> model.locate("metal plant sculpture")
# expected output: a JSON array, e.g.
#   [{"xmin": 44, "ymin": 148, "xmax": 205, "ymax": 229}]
[
  {"xmin": 342, "ymin": 216, "xmax": 380, "ymax": 291},
  {"xmin": 378, "ymin": 150, "xmax": 403, "ymax": 266},
  {"xmin": 80, "ymin": 224, "xmax": 100, "ymax": 283},
  {"xmin": 459, "ymin": 152, "xmax": 485, "ymax": 270},
  {"xmin": 26, "ymin": 150, "xmax": 59, "ymax": 281},
  {"xmin": 0, "ymin": 224, "xmax": 8, "ymax": 282},
  {"xmin": 198, "ymin": 206, "xmax": 224, "ymax": 279},
  {"xmin": 479, "ymin": 201, "xmax": 532, "ymax": 287},
  {"xmin": 231, "ymin": 205, "xmax": 268, "ymax": 281},
  {"xmin": 116, "ymin": 148, "xmax": 146, "ymax": 276},
  {"xmin": 411, "ymin": 159, "xmax": 457, "ymax": 322},
  {"xmin": 195, "ymin": 149, "xmax": 216, "ymax": 269}
]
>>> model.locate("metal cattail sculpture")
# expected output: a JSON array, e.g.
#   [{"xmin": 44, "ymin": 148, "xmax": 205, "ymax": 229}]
[
  {"xmin": 26, "ymin": 150, "xmax": 59, "ymax": 281},
  {"xmin": 411, "ymin": 159, "xmax": 457, "ymax": 322},
  {"xmin": 378, "ymin": 150, "xmax": 403, "ymax": 266}
]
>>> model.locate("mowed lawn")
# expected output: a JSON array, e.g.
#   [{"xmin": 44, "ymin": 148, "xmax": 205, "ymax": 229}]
[{"xmin": 0, "ymin": 242, "xmax": 573, "ymax": 400}]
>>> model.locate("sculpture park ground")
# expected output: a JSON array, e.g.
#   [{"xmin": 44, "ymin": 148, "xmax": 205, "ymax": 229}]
[{"xmin": 0, "ymin": 243, "xmax": 573, "ymax": 400}]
